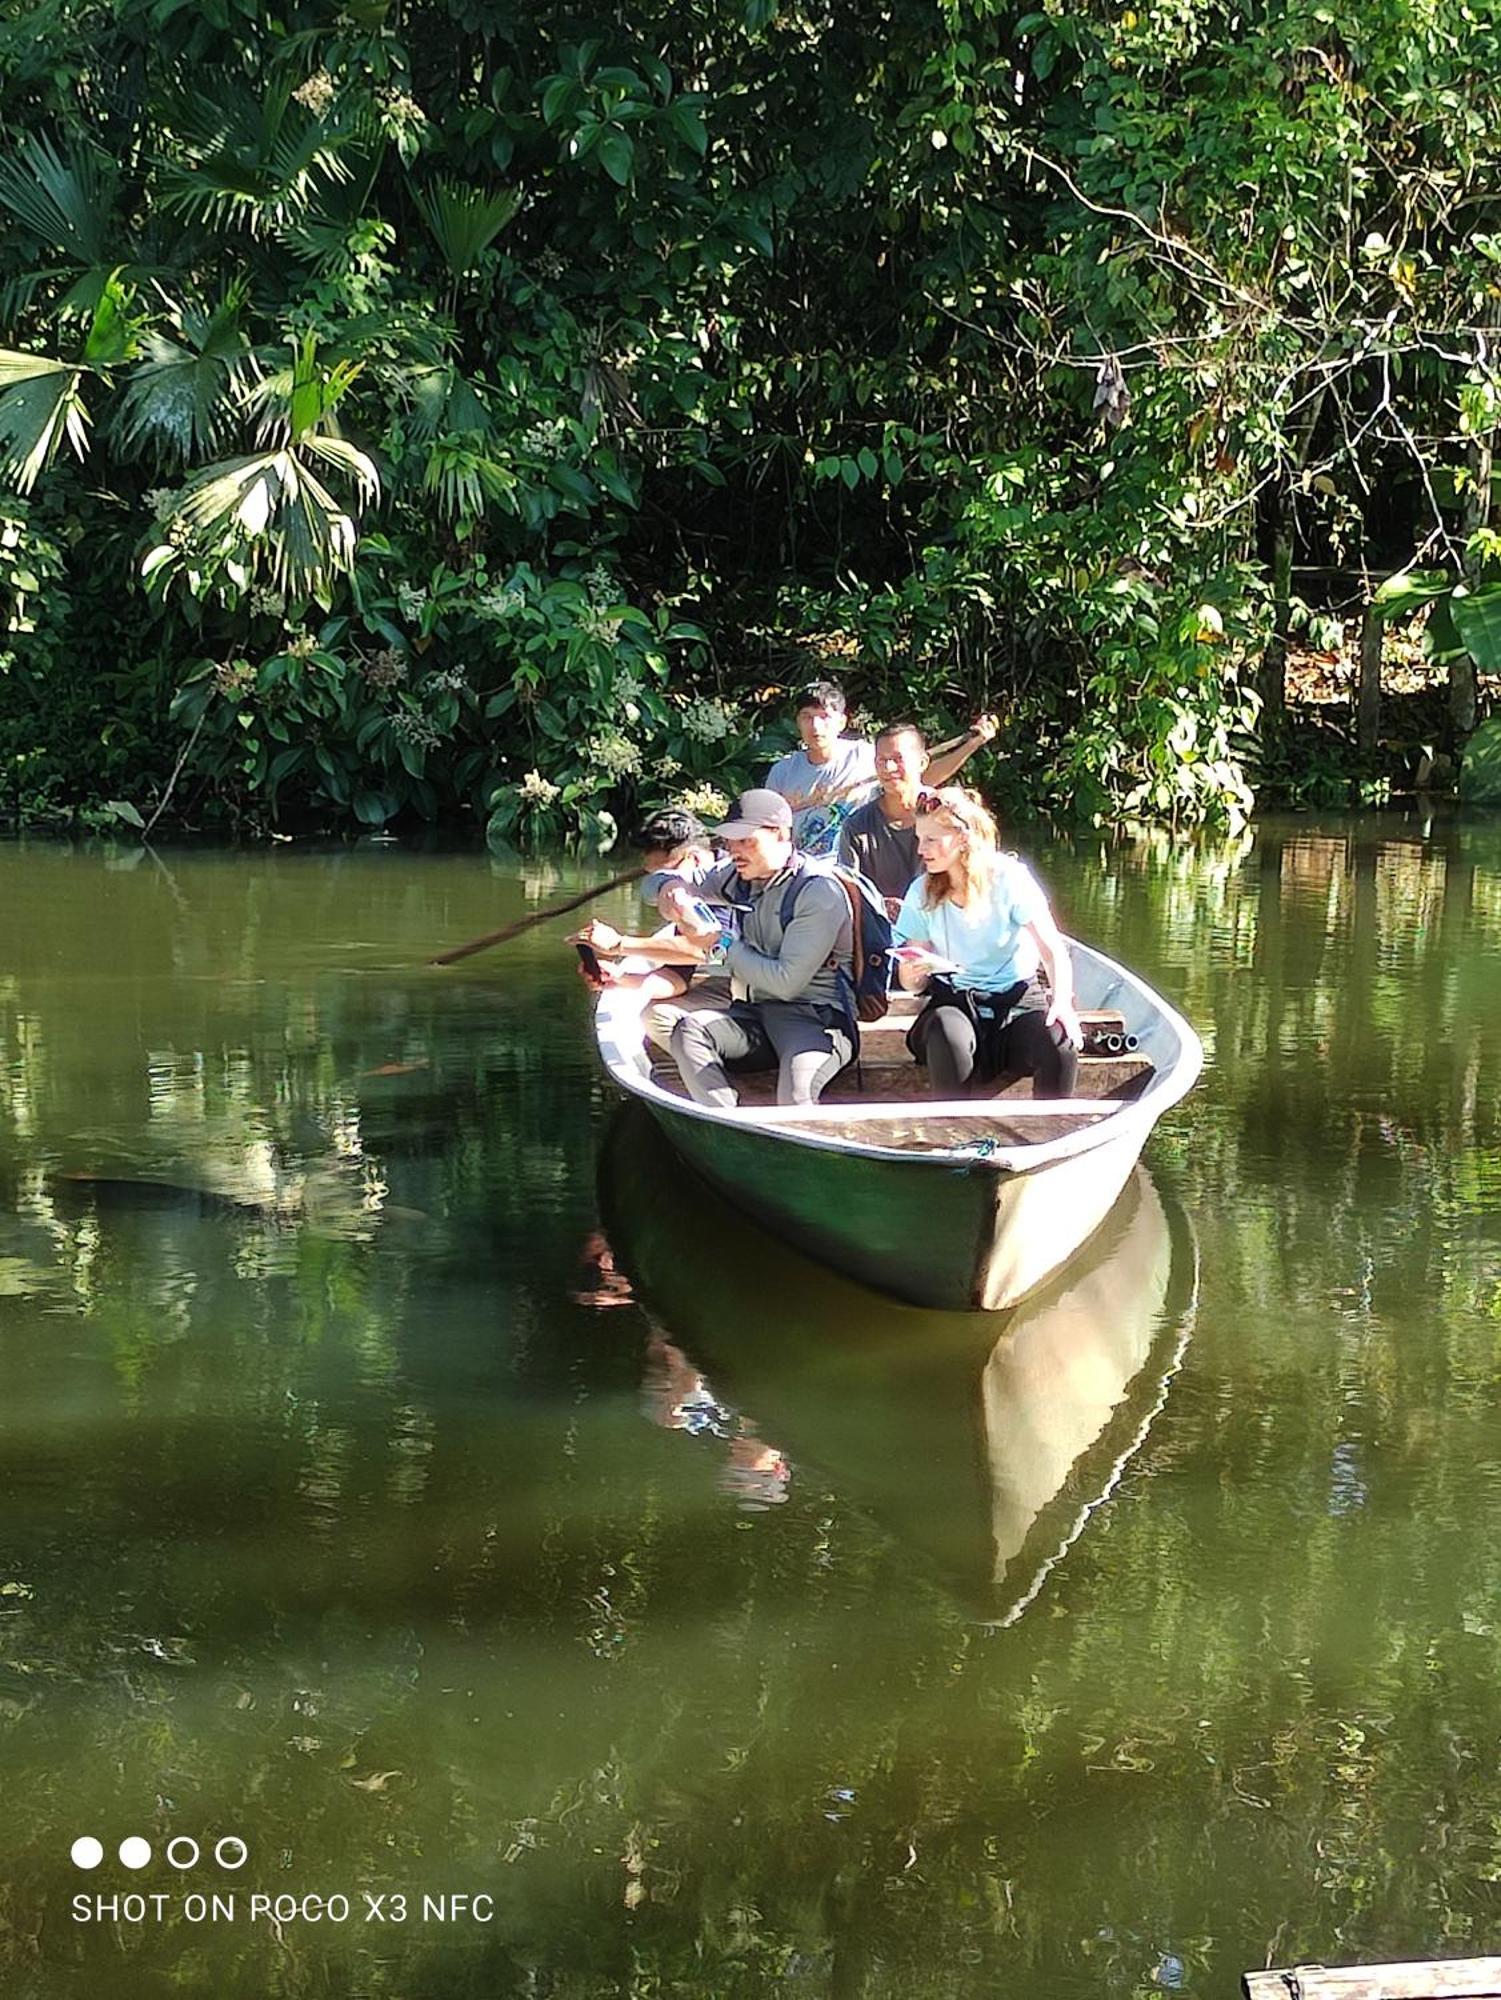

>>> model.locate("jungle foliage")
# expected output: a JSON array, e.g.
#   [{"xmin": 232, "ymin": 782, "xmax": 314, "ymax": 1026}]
[{"xmin": 1, "ymin": 0, "xmax": 1499, "ymax": 837}]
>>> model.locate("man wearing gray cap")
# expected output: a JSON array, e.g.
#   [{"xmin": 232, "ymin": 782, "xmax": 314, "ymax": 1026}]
[{"xmin": 668, "ymin": 789, "xmax": 855, "ymax": 1108}]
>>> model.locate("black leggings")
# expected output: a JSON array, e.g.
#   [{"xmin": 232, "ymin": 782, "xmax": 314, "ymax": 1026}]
[{"xmin": 913, "ymin": 983, "xmax": 1079, "ymax": 1099}]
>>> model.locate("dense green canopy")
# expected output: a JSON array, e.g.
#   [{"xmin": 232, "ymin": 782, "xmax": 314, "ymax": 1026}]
[{"xmin": 1, "ymin": 0, "xmax": 1498, "ymax": 834}]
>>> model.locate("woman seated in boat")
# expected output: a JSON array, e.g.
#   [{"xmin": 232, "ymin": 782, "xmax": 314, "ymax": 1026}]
[{"xmin": 891, "ymin": 787, "xmax": 1083, "ymax": 1100}]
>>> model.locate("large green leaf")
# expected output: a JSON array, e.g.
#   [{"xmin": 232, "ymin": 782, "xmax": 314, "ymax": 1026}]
[
  {"xmin": 80, "ymin": 274, "xmax": 140, "ymax": 369},
  {"xmin": 1450, "ymin": 584, "xmax": 1501, "ymax": 677},
  {"xmin": 1459, "ymin": 716, "xmax": 1501, "ymax": 806},
  {"xmin": 247, "ymin": 337, "xmax": 364, "ymax": 445},
  {"xmin": 1374, "ymin": 568, "xmax": 1450, "ymax": 621},
  {"xmin": 112, "ymin": 288, "xmax": 250, "ymax": 462}
]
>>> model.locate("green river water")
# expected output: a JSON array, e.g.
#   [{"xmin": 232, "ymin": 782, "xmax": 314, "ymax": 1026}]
[{"xmin": 2, "ymin": 816, "xmax": 1500, "ymax": 1999}]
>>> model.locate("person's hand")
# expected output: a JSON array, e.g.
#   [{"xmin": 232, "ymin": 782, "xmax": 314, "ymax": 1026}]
[
  {"xmin": 575, "ymin": 957, "xmax": 619, "ymax": 993},
  {"xmin": 890, "ymin": 941, "xmax": 951, "ymax": 971},
  {"xmin": 969, "ymin": 712, "xmax": 999, "ymax": 744},
  {"xmin": 1046, "ymin": 994, "xmax": 1084, "ymax": 1051},
  {"xmin": 891, "ymin": 941, "xmax": 950, "ymax": 991},
  {"xmin": 571, "ymin": 919, "xmax": 621, "ymax": 953}
]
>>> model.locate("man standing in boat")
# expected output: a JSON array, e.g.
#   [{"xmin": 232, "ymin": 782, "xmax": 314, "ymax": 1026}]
[
  {"xmin": 766, "ymin": 681, "xmax": 998, "ymax": 853},
  {"xmin": 669, "ymin": 789, "xmax": 856, "ymax": 1108}
]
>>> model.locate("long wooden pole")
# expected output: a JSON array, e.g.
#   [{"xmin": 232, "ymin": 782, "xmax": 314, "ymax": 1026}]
[{"xmin": 430, "ymin": 866, "xmax": 645, "ymax": 966}]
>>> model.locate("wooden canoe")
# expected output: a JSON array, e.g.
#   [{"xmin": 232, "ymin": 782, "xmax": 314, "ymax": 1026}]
[
  {"xmin": 600, "ymin": 1111, "xmax": 1198, "ymax": 1617},
  {"xmin": 592, "ymin": 938, "xmax": 1203, "ymax": 1312}
]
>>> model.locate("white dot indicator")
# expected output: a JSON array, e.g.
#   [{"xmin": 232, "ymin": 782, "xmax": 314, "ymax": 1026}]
[
  {"xmin": 119, "ymin": 1837, "xmax": 152, "ymax": 1870},
  {"xmin": 214, "ymin": 1835, "xmax": 248, "ymax": 1871},
  {"xmin": 71, "ymin": 1837, "xmax": 104, "ymax": 1870},
  {"xmin": 166, "ymin": 1836, "xmax": 200, "ymax": 1870}
]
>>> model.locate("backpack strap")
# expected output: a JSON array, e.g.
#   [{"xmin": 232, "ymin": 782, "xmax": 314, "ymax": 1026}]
[
  {"xmin": 781, "ymin": 868, "xmax": 864, "ymax": 1081},
  {"xmin": 778, "ymin": 867, "xmax": 860, "ymax": 982}
]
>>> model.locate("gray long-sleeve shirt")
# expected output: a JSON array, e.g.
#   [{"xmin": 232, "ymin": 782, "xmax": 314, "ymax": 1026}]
[{"xmin": 694, "ymin": 857, "xmax": 853, "ymax": 1010}]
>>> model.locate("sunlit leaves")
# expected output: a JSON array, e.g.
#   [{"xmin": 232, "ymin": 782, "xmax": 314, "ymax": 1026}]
[
  {"xmin": 145, "ymin": 434, "xmax": 380, "ymax": 607},
  {"xmin": 0, "ymin": 353, "xmax": 89, "ymax": 492},
  {"xmin": 112, "ymin": 287, "xmax": 251, "ymax": 463},
  {"xmin": 245, "ymin": 336, "xmax": 363, "ymax": 446}
]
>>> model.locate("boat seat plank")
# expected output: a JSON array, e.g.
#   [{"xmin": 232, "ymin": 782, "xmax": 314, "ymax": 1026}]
[
  {"xmin": 748, "ymin": 1109, "xmax": 1114, "ymax": 1153},
  {"xmin": 1244, "ymin": 1959, "xmax": 1501, "ymax": 1999},
  {"xmin": 645, "ymin": 1052, "xmax": 1153, "ymax": 1109},
  {"xmin": 737, "ymin": 1096, "xmax": 1116, "ymax": 1125}
]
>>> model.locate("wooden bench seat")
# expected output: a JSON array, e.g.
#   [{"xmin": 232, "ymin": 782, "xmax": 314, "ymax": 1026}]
[{"xmin": 646, "ymin": 1048, "xmax": 1152, "ymax": 1109}]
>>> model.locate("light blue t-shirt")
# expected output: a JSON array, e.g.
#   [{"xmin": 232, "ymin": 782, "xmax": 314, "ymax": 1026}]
[{"xmin": 891, "ymin": 854, "xmax": 1050, "ymax": 993}]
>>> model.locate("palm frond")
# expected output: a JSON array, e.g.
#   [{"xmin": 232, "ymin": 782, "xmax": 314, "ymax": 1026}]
[
  {"xmin": 415, "ymin": 182, "xmax": 522, "ymax": 278},
  {"xmin": 404, "ymin": 363, "xmax": 492, "ymax": 443},
  {"xmin": 278, "ymin": 213, "xmax": 364, "ymax": 276},
  {"xmin": 276, "ymin": 142, "xmax": 386, "ymax": 273},
  {"xmin": 159, "ymin": 429, "xmax": 379, "ymax": 602},
  {"xmin": 420, "ymin": 436, "xmax": 513, "ymax": 521},
  {"xmin": 246, "ymin": 337, "xmax": 364, "ymax": 446},
  {"xmin": 301, "ymin": 431, "xmax": 380, "ymax": 506},
  {"xmin": 111, "ymin": 288, "xmax": 250, "ymax": 463},
  {"xmin": 159, "ymin": 88, "xmax": 355, "ymax": 236},
  {"xmin": 0, "ymin": 132, "xmax": 115, "ymax": 266},
  {"xmin": 0, "ymin": 353, "xmax": 90, "ymax": 492}
]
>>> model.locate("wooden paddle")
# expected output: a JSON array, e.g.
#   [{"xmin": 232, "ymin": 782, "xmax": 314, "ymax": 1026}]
[{"xmin": 430, "ymin": 866, "xmax": 646, "ymax": 966}]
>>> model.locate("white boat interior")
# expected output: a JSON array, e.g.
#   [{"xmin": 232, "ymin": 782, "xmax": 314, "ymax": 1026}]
[{"xmin": 597, "ymin": 938, "xmax": 1203, "ymax": 1169}]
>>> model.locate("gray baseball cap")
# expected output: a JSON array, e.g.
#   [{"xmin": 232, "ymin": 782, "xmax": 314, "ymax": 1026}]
[{"xmin": 713, "ymin": 789, "xmax": 794, "ymax": 839}]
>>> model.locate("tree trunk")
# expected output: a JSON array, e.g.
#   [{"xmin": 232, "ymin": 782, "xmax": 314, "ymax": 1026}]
[
  {"xmin": 1455, "ymin": 336, "xmax": 1498, "ymax": 740},
  {"xmin": 1357, "ymin": 602, "xmax": 1383, "ymax": 752},
  {"xmin": 1261, "ymin": 492, "xmax": 1292, "ymax": 724},
  {"xmin": 1259, "ymin": 391, "xmax": 1328, "ymax": 727}
]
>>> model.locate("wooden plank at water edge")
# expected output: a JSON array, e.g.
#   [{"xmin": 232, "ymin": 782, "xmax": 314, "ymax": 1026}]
[{"xmin": 1244, "ymin": 1959, "xmax": 1501, "ymax": 2000}]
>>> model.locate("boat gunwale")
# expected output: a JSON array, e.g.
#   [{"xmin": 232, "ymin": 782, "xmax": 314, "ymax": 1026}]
[{"xmin": 595, "ymin": 937, "xmax": 1203, "ymax": 1175}]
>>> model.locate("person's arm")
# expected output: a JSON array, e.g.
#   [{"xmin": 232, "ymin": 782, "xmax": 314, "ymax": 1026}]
[
  {"xmin": 572, "ymin": 919, "xmax": 708, "ymax": 966},
  {"xmin": 654, "ymin": 880, "xmax": 723, "ymax": 947},
  {"xmin": 921, "ymin": 713, "xmax": 998, "ymax": 787},
  {"xmin": 724, "ymin": 880, "xmax": 844, "ymax": 1001},
  {"xmin": 1024, "ymin": 905, "xmax": 1083, "ymax": 1050},
  {"xmin": 889, "ymin": 884, "xmax": 945, "ymax": 993}
]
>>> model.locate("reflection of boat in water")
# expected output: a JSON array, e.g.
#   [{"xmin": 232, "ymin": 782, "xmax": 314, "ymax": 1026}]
[{"xmin": 600, "ymin": 1108, "xmax": 1197, "ymax": 1618}]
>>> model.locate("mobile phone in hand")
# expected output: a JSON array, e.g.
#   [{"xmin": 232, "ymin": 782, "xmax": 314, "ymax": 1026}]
[
  {"xmin": 886, "ymin": 943, "xmax": 959, "ymax": 973},
  {"xmin": 575, "ymin": 940, "xmax": 603, "ymax": 979}
]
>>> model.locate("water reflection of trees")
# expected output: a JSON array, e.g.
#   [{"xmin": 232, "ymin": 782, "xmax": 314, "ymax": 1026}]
[{"xmin": 3, "ymin": 830, "xmax": 1501, "ymax": 1997}]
